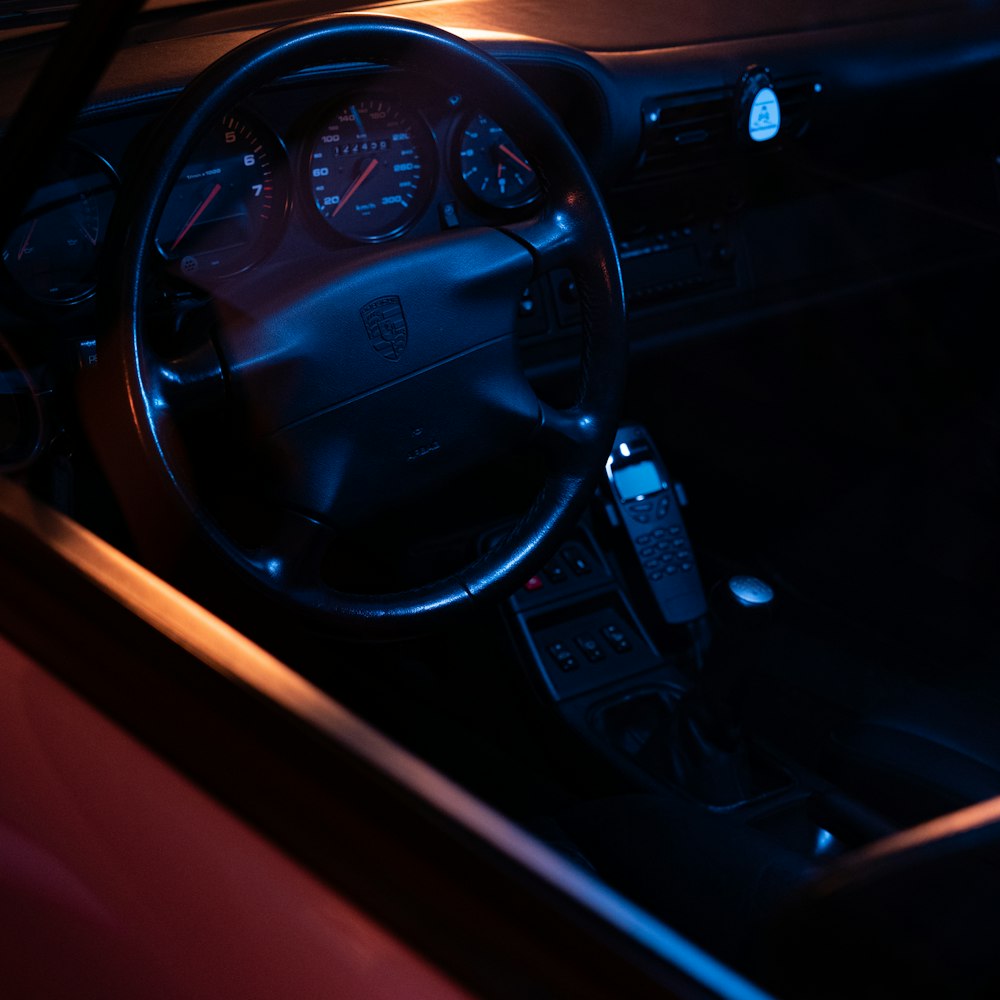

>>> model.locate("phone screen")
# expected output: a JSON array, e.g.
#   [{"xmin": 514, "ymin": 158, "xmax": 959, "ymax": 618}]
[{"xmin": 613, "ymin": 460, "xmax": 663, "ymax": 502}]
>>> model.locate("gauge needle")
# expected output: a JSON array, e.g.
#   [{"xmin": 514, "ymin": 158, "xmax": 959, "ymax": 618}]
[
  {"xmin": 331, "ymin": 157, "xmax": 378, "ymax": 219},
  {"xmin": 17, "ymin": 219, "xmax": 37, "ymax": 260},
  {"xmin": 498, "ymin": 143, "xmax": 533, "ymax": 173},
  {"xmin": 76, "ymin": 220, "xmax": 98, "ymax": 247},
  {"xmin": 350, "ymin": 104, "xmax": 367, "ymax": 138},
  {"xmin": 170, "ymin": 182, "xmax": 222, "ymax": 252}
]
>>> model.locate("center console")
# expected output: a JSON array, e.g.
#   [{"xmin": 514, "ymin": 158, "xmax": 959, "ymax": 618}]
[{"xmin": 501, "ymin": 422, "xmax": 897, "ymax": 872}]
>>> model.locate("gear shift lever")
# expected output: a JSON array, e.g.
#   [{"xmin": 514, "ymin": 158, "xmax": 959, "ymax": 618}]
[
  {"xmin": 638, "ymin": 575, "xmax": 776, "ymax": 805},
  {"xmin": 698, "ymin": 575, "xmax": 775, "ymax": 737}
]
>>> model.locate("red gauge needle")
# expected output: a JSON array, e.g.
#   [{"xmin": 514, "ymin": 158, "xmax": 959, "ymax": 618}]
[
  {"xmin": 498, "ymin": 144, "xmax": 533, "ymax": 173},
  {"xmin": 76, "ymin": 220, "xmax": 98, "ymax": 247},
  {"xmin": 170, "ymin": 182, "xmax": 222, "ymax": 252},
  {"xmin": 330, "ymin": 157, "xmax": 378, "ymax": 219},
  {"xmin": 17, "ymin": 219, "xmax": 37, "ymax": 260}
]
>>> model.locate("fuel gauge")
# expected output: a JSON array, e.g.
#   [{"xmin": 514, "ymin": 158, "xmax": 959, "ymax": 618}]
[
  {"xmin": 2, "ymin": 144, "xmax": 117, "ymax": 305},
  {"xmin": 457, "ymin": 112, "xmax": 539, "ymax": 211}
]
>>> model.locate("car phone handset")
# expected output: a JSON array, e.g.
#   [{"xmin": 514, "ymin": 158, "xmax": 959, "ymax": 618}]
[{"xmin": 604, "ymin": 425, "xmax": 707, "ymax": 626}]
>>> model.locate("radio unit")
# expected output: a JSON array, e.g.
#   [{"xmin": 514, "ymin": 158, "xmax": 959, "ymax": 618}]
[{"xmin": 618, "ymin": 218, "xmax": 738, "ymax": 307}]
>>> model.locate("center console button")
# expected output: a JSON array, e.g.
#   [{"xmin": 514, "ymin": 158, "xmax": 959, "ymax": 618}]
[
  {"xmin": 562, "ymin": 545, "xmax": 594, "ymax": 575},
  {"xmin": 574, "ymin": 634, "xmax": 606, "ymax": 662},
  {"xmin": 600, "ymin": 623, "xmax": 632, "ymax": 653},
  {"xmin": 548, "ymin": 642, "xmax": 579, "ymax": 671}
]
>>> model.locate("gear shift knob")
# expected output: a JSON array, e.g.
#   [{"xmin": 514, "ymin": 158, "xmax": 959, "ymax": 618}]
[
  {"xmin": 710, "ymin": 575, "xmax": 775, "ymax": 633},
  {"xmin": 727, "ymin": 575, "xmax": 775, "ymax": 607}
]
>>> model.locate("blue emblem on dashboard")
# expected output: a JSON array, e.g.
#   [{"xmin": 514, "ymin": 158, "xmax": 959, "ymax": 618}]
[
  {"xmin": 748, "ymin": 86, "xmax": 780, "ymax": 142},
  {"xmin": 361, "ymin": 295, "xmax": 408, "ymax": 361}
]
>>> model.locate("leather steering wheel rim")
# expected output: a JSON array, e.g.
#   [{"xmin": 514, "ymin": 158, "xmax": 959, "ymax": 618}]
[{"xmin": 90, "ymin": 14, "xmax": 627, "ymax": 636}]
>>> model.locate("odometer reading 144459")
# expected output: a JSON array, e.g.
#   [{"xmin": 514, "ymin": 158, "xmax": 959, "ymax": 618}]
[{"xmin": 308, "ymin": 98, "xmax": 430, "ymax": 242}]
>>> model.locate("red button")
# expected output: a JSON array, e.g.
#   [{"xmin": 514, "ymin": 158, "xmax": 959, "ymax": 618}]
[{"xmin": 524, "ymin": 575, "xmax": 544, "ymax": 592}]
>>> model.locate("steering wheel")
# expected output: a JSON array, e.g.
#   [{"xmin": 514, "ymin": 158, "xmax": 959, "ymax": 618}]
[{"xmin": 86, "ymin": 14, "xmax": 626, "ymax": 636}]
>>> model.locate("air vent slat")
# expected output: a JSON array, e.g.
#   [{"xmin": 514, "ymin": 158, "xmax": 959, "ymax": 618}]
[
  {"xmin": 774, "ymin": 77, "xmax": 819, "ymax": 140},
  {"xmin": 674, "ymin": 130, "xmax": 711, "ymax": 146}
]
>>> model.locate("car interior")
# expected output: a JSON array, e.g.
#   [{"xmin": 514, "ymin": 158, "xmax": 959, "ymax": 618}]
[{"xmin": 4, "ymin": 0, "xmax": 1000, "ymax": 994}]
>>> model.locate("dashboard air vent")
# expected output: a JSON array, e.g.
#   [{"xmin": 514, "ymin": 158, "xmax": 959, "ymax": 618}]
[
  {"xmin": 637, "ymin": 88, "xmax": 733, "ymax": 179},
  {"xmin": 773, "ymin": 75, "xmax": 819, "ymax": 140},
  {"xmin": 633, "ymin": 75, "xmax": 820, "ymax": 182}
]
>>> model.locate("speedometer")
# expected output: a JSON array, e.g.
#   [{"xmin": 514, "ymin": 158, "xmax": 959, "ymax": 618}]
[{"xmin": 307, "ymin": 97, "xmax": 432, "ymax": 242}]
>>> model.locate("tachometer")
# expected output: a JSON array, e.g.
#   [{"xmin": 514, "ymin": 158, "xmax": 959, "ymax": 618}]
[
  {"xmin": 156, "ymin": 112, "xmax": 287, "ymax": 278},
  {"xmin": 307, "ymin": 97, "xmax": 432, "ymax": 242}
]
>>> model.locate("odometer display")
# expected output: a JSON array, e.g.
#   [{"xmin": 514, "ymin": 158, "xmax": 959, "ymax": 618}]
[{"xmin": 308, "ymin": 98, "xmax": 430, "ymax": 242}]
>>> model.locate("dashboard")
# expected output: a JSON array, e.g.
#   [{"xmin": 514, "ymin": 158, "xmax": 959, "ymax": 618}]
[{"xmin": 3, "ymin": 0, "xmax": 1000, "ymax": 477}]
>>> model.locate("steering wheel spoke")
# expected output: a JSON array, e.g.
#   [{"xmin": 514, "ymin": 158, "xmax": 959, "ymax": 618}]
[
  {"xmin": 535, "ymin": 399, "xmax": 605, "ymax": 469},
  {"xmin": 150, "ymin": 338, "xmax": 225, "ymax": 413},
  {"xmin": 261, "ymin": 508, "xmax": 336, "ymax": 592},
  {"xmin": 505, "ymin": 209, "xmax": 581, "ymax": 276}
]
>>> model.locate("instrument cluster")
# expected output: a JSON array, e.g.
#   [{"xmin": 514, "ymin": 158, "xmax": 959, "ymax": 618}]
[{"xmin": 1, "ymin": 82, "xmax": 541, "ymax": 306}]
